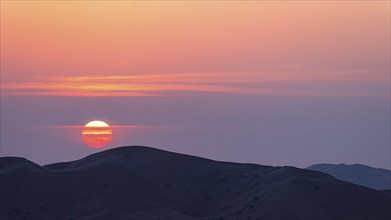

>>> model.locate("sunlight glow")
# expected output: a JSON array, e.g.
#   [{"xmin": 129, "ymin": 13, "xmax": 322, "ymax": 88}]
[
  {"xmin": 85, "ymin": 120, "xmax": 110, "ymax": 128},
  {"xmin": 82, "ymin": 121, "xmax": 112, "ymax": 148}
]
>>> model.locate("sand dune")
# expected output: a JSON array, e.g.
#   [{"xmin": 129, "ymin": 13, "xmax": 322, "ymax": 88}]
[
  {"xmin": 307, "ymin": 163, "xmax": 391, "ymax": 190},
  {"xmin": 1, "ymin": 146, "xmax": 390, "ymax": 219}
]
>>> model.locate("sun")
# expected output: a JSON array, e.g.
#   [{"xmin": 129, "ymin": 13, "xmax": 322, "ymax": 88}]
[{"xmin": 82, "ymin": 120, "xmax": 112, "ymax": 148}]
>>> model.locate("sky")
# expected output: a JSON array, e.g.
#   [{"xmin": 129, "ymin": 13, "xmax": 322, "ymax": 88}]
[{"xmin": 1, "ymin": 1, "xmax": 390, "ymax": 169}]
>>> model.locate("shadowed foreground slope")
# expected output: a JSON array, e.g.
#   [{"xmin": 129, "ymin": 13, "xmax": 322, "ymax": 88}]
[{"xmin": 1, "ymin": 146, "xmax": 390, "ymax": 220}]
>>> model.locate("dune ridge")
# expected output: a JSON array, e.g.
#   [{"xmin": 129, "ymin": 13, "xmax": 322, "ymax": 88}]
[
  {"xmin": 308, "ymin": 163, "xmax": 391, "ymax": 190},
  {"xmin": 1, "ymin": 146, "xmax": 390, "ymax": 220}
]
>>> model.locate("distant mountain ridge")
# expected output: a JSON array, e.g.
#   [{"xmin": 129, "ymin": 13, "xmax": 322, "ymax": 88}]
[
  {"xmin": 307, "ymin": 163, "xmax": 391, "ymax": 190},
  {"xmin": 1, "ymin": 146, "xmax": 390, "ymax": 220}
]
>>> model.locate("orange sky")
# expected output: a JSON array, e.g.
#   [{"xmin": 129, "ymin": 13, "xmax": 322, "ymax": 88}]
[{"xmin": 1, "ymin": 1, "xmax": 390, "ymax": 96}]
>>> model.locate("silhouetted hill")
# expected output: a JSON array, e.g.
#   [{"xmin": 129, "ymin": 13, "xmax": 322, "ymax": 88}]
[
  {"xmin": 307, "ymin": 163, "xmax": 391, "ymax": 190},
  {"xmin": 382, "ymin": 190, "xmax": 391, "ymax": 198},
  {"xmin": 1, "ymin": 146, "xmax": 390, "ymax": 219}
]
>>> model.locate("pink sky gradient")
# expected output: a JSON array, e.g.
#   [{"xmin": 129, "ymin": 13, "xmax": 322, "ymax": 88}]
[
  {"xmin": 1, "ymin": 71, "xmax": 388, "ymax": 97},
  {"xmin": 1, "ymin": 1, "xmax": 389, "ymax": 91},
  {"xmin": 1, "ymin": 1, "xmax": 390, "ymax": 169}
]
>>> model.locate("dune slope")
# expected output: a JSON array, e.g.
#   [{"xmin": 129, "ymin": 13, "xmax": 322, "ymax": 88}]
[
  {"xmin": 1, "ymin": 146, "xmax": 390, "ymax": 220},
  {"xmin": 307, "ymin": 163, "xmax": 391, "ymax": 190}
]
